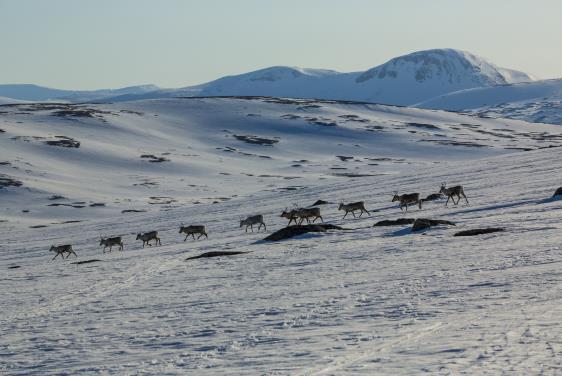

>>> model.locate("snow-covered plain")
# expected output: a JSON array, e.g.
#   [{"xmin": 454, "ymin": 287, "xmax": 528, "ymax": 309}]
[{"xmin": 1, "ymin": 97, "xmax": 562, "ymax": 374}]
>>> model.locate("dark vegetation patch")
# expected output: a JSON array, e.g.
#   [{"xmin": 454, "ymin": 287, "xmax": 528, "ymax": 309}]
[
  {"xmin": 48, "ymin": 195, "xmax": 66, "ymax": 200},
  {"xmin": 186, "ymin": 251, "xmax": 248, "ymax": 260},
  {"xmin": 0, "ymin": 129, "xmax": 5, "ymax": 133},
  {"xmin": 374, "ymin": 218, "xmax": 415, "ymax": 226},
  {"xmin": 281, "ymin": 114, "xmax": 301, "ymax": 120},
  {"xmin": 29, "ymin": 225, "xmax": 48, "ymax": 228},
  {"xmin": 332, "ymin": 172, "xmax": 378, "ymax": 178},
  {"xmin": 233, "ymin": 134, "xmax": 279, "ymax": 145},
  {"xmin": 407, "ymin": 122, "xmax": 440, "ymax": 129},
  {"xmin": 8, "ymin": 265, "xmax": 21, "ymax": 269},
  {"xmin": 412, "ymin": 218, "xmax": 456, "ymax": 232},
  {"xmin": 339, "ymin": 114, "xmax": 370, "ymax": 123},
  {"xmin": 419, "ymin": 139, "xmax": 488, "ymax": 148},
  {"xmin": 149, "ymin": 196, "xmax": 176, "ymax": 205},
  {"xmin": 58, "ymin": 220, "xmax": 83, "ymax": 224},
  {"xmin": 89, "ymin": 203, "xmax": 105, "ymax": 207},
  {"xmin": 44, "ymin": 136, "xmax": 80, "ymax": 148},
  {"xmin": 0, "ymin": 174, "xmax": 22, "ymax": 189},
  {"xmin": 71, "ymin": 259, "xmax": 102, "ymax": 265},
  {"xmin": 264, "ymin": 224, "xmax": 345, "ymax": 242},
  {"xmin": 454, "ymin": 228, "xmax": 504, "ymax": 237},
  {"xmin": 47, "ymin": 203, "xmax": 85, "ymax": 208},
  {"xmin": 312, "ymin": 121, "xmax": 337, "ymax": 127},
  {"xmin": 0, "ymin": 161, "xmax": 10, "ymax": 165},
  {"xmin": 121, "ymin": 209, "xmax": 146, "ymax": 213},
  {"xmin": 140, "ymin": 154, "xmax": 170, "ymax": 163},
  {"xmin": 336, "ymin": 155, "xmax": 354, "ymax": 161}
]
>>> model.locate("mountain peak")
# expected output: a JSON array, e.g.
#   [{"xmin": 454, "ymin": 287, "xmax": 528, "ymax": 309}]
[{"xmin": 356, "ymin": 48, "xmax": 533, "ymax": 86}]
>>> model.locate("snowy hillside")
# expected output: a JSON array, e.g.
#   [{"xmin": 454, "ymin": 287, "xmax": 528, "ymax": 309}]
[
  {"xmin": 2, "ymin": 97, "xmax": 562, "ymax": 229},
  {"xmin": 1, "ymin": 117, "xmax": 562, "ymax": 373},
  {"xmin": 417, "ymin": 78, "xmax": 562, "ymax": 125}
]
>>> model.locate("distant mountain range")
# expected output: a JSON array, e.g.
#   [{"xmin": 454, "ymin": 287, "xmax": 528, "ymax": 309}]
[{"xmin": 3, "ymin": 48, "xmax": 560, "ymax": 124}]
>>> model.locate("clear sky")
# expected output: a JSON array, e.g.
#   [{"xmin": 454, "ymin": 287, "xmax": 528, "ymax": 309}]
[{"xmin": 1, "ymin": 0, "xmax": 561, "ymax": 90}]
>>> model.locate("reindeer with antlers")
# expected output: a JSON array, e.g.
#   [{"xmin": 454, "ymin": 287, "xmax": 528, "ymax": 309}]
[
  {"xmin": 392, "ymin": 191, "xmax": 422, "ymax": 211},
  {"xmin": 439, "ymin": 183, "xmax": 469, "ymax": 206}
]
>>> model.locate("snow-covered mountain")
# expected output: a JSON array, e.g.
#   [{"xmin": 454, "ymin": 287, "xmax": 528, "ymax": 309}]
[
  {"xmin": 2, "ymin": 96, "xmax": 562, "ymax": 374},
  {"xmin": 106, "ymin": 49, "xmax": 534, "ymax": 106},
  {"xmin": 0, "ymin": 49, "xmax": 536, "ymax": 106}
]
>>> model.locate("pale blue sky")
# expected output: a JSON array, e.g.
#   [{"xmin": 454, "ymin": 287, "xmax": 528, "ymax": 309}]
[{"xmin": 1, "ymin": 0, "xmax": 561, "ymax": 90}]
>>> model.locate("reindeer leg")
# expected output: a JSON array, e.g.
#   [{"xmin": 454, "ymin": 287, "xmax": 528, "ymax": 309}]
[
  {"xmin": 52, "ymin": 253, "xmax": 59, "ymax": 260},
  {"xmin": 263, "ymin": 222, "xmax": 266, "ymax": 231},
  {"xmin": 204, "ymin": 233, "xmax": 208, "ymax": 239},
  {"xmin": 192, "ymin": 233, "xmax": 196, "ymax": 240},
  {"xmin": 120, "ymin": 243, "xmax": 124, "ymax": 251},
  {"xmin": 342, "ymin": 211, "xmax": 348, "ymax": 219},
  {"xmin": 352, "ymin": 211, "xmax": 356, "ymax": 218},
  {"xmin": 463, "ymin": 193, "xmax": 469, "ymax": 204},
  {"xmin": 250, "ymin": 224, "xmax": 254, "ymax": 232},
  {"xmin": 445, "ymin": 196, "xmax": 450, "ymax": 206}
]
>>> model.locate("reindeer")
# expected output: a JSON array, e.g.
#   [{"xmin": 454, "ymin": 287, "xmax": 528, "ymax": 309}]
[
  {"xmin": 280, "ymin": 207, "xmax": 323, "ymax": 226},
  {"xmin": 280, "ymin": 209, "xmax": 299, "ymax": 226},
  {"xmin": 50, "ymin": 244, "xmax": 77, "ymax": 260},
  {"xmin": 338, "ymin": 201, "xmax": 370, "ymax": 219},
  {"xmin": 136, "ymin": 231, "xmax": 161, "ymax": 248},
  {"xmin": 439, "ymin": 183, "xmax": 469, "ymax": 206},
  {"xmin": 295, "ymin": 207, "xmax": 323, "ymax": 225},
  {"xmin": 392, "ymin": 192, "xmax": 422, "ymax": 211},
  {"xmin": 240, "ymin": 215, "xmax": 266, "ymax": 232},
  {"xmin": 179, "ymin": 225, "xmax": 208, "ymax": 241},
  {"xmin": 99, "ymin": 235, "xmax": 123, "ymax": 253}
]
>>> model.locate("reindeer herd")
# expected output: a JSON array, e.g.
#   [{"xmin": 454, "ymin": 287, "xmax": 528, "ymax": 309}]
[{"xmin": 49, "ymin": 182, "xmax": 468, "ymax": 260}]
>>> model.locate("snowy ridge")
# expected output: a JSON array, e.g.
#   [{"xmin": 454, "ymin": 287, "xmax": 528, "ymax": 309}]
[
  {"xmin": 416, "ymin": 78, "xmax": 562, "ymax": 125},
  {"xmin": 3, "ymin": 97, "xmax": 562, "ymax": 228}
]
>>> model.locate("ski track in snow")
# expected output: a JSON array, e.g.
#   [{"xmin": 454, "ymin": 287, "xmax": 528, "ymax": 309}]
[{"xmin": 1, "ymin": 99, "xmax": 562, "ymax": 374}]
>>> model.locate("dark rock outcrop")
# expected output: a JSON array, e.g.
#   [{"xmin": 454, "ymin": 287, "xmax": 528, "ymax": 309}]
[
  {"xmin": 553, "ymin": 187, "xmax": 562, "ymax": 197},
  {"xmin": 424, "ymin": 193, "xmax": 443, "ymax": 201},
  {"xmin": 264, "ymin": 224, "xmax": 344, "ymax": 241},
  {"xmin": 311, "ymin": 200, "xmax": 329, "ymax": 206},
  {"xmin": 454, "ymin": 228, "xmax": 504, "ymax": 237},
  {"xmin": 374, "ymin": 218, "xmax": 416, "ymax": 227},
  {"xmin": 412, "ymin": 218, "xmax": 456, "ymax": 232},
  {"xmin": 186, "ymin": 251, "xmax": 248, "ymax": 260}
]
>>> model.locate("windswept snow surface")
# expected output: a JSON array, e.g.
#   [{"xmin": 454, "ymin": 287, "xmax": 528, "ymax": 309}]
[{"xmin": 1, "ymin": 97, "xmax": 562, "ymax": 374}]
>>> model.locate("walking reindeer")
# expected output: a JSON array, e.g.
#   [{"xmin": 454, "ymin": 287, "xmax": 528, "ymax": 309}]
[
  {"xmin": 50, "ymin": 244, "xmax": 77, "ymax": 260},
  {"xmin": 338, "ymin": 201, "xmax": 370, "ymax": 219},
  {"xmin": 439, "ymin": 183, "xmax": 469, "ymax": 206},
  {"xmin": 99, "ymin": 235, "xmax": 124, "ymax": 252},
  {"xmin": 136, "ymin": 231, "xmax": 161, "ymax": 248},
  {"xmin": 392, "ymin": 192, "xmax": 422, "ymax": 211},
  {"xmin": 240, "ymin": 215, "xmax": 266, "ymax": 232},
  {"xmin": 179, "ymin": 225, "xmax": 208, "ymax": 241},
  {"xmin": 280, "ymin": 207, "xmax": 323, "ymax": 226}
]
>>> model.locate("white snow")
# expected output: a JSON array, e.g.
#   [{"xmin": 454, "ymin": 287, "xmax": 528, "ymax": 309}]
[
  {"xmin": 1, "ymin": 97, "xmax": 561, "ymax": 374},
  {"xmin": 416, "ymin": 78, "xmax": 562, "ymax": 125}
]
